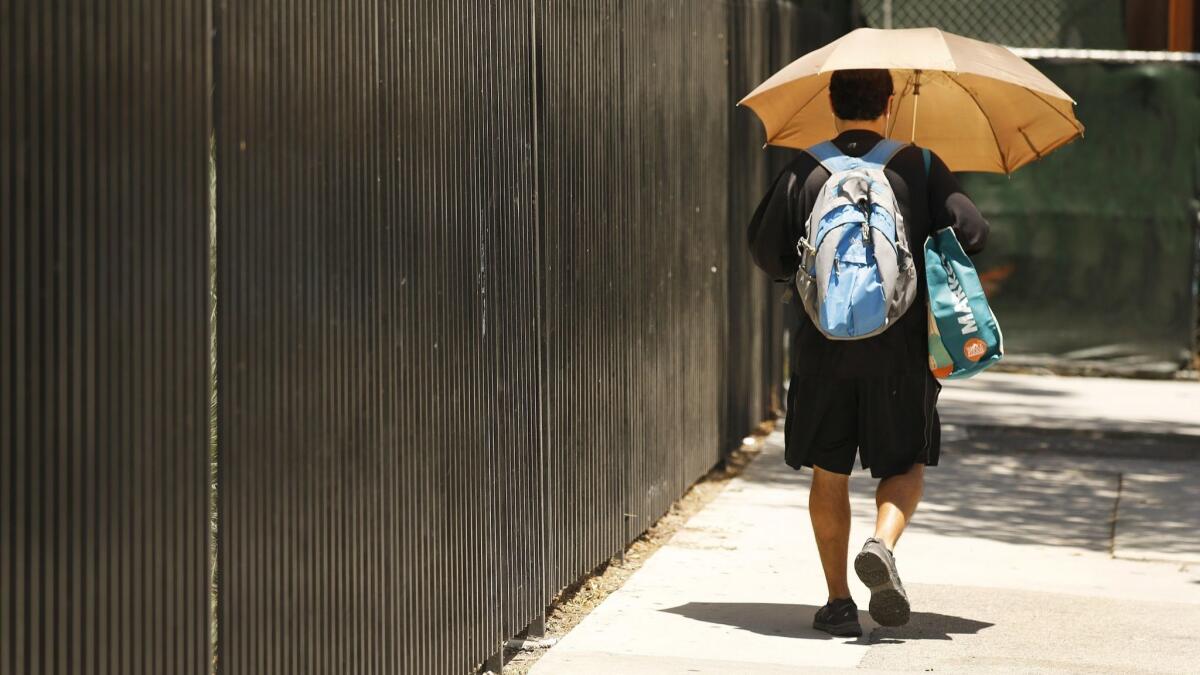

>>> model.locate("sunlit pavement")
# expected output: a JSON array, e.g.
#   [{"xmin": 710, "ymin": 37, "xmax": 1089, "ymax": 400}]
[
  {"xmin": 938, "ymin": 371, "xmax": 1200, "ymax": 438},
  {"xmin": 530, "ymin": 373, "xmax": 1200, "ymax": 674}
]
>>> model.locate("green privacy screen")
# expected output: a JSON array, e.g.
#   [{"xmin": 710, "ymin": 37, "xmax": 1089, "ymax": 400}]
[{"xmin": 958, "ymin": 60, "xmax": 1200, "ymax": 367}]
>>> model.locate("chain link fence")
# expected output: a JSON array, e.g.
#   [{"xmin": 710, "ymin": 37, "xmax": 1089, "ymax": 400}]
[{"xmin": 854, "ymin": 0, "xmax": 1127, "ymax": 49}]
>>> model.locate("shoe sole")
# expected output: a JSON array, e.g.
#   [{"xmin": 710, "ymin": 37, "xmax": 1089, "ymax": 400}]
[
  {"xmin": 812, "ymin": 620, "xmax": 863, "ymax": 637},
  {"xmin": 854, "ymin": 548, "xmax": 910, "ymax": 627}
]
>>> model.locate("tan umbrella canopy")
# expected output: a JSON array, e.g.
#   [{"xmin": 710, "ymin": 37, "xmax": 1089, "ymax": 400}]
[{"xmin": 738, "ymin": 27, "xmax": 1084, "ymax": 173}]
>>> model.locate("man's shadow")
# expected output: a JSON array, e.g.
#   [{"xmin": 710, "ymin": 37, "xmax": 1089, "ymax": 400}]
[{"xmin": 660, "ymin": 602, "xmax": 992, "ymax": 643}]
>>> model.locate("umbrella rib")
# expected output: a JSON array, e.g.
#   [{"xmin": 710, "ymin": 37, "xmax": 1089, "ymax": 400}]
[
  {"xmin": 948, "ymin": 76, "xmax": 1009, "ymax": 174},
  {"xmin": 1017, "ymin": 126, "xmax": 1043, "ymax": 160},
  {"xmin": 766, "ymin": 80, "xmax": 831, "ymax": 145},
  {"xmin": 1023, "ymin": 87, "xmax": 1086, "ymax": 137},
  {"xmin": 1034, "ymin": 131, "xmax": 1084, "ymax": 162}
]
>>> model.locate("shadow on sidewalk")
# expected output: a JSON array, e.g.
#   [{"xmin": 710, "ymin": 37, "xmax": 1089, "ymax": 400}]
[
  {"xmin": 743, "ymin": 436, "xmax": 1200, "ymax": 557},
  {"xmin": 660, "ymin": 601, "xmax": 993, "ymax": 642},
  {"xmin": 744, "ymin": 447, "xmax": 1120, "ymax": 551}
]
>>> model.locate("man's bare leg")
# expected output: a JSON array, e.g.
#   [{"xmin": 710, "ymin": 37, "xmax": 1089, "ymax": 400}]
[
  {"xmin": 810, "ymin": 465, "xmax": 852, "ymax": 601},
  {"xmin": 873, "ymin": 462, "xmax": 924, "ymax": 550}
]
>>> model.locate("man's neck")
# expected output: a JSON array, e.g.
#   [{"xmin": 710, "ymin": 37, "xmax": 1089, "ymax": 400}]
[{"xmin": 834, "ymin": 119, "xmax": 886, "ymax": 136}]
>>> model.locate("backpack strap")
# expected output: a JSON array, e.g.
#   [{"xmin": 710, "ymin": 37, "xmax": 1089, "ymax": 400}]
[
  {"xmin": 804, "ymin": 141, "xmax": 859, "ymax": 175},
  {"xmin": 922, "ymin": 147, "xmax": 931, "ymax": 176},
  {"xmin": 858, "ymin": 138, "xmax": 908, "ymax": 169},
  {"xmin": 805, "ymin": 138, "xmax": 909, "ymax": 174}
]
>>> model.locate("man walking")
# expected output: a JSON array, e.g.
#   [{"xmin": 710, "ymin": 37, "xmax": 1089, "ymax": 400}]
[{"xmin": 746, "ymin": 69, "xmax": 990, "ymax": 636}]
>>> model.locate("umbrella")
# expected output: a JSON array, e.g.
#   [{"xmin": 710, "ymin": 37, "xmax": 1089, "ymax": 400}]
[{"xmin": 738, "ymin": 27, "xmax": 1084, "ymax": 174}]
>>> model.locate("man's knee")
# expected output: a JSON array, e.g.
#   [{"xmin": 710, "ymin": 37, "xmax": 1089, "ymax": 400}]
[{"xmin": 812, "ymin": 464, "xmax": 851, "ymax": 484}]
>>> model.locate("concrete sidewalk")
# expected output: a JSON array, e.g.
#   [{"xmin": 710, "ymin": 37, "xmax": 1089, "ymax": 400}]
[
  {"xmin": 938, "ymin": 371, "xmax": 1200, "ymax": 437},
  {"xmin": 530, "ymin": 374, "xmax": 1200, "ymax": 674}
]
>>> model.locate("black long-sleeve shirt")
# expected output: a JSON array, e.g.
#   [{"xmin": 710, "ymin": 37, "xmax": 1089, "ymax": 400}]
[{"xmin": 747, "ymin": 129, "xmax": 991, "ymax": 378}]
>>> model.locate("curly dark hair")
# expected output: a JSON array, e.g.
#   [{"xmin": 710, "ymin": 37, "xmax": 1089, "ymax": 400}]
[{"xmin": 828, "ymin": 69, "xmax": 894, "ymax": 121}]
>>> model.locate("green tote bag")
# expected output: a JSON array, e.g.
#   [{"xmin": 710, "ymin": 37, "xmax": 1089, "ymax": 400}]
[{"xmin": 925, "ymin": 227, "xmax": 1003, "ymax": 379}]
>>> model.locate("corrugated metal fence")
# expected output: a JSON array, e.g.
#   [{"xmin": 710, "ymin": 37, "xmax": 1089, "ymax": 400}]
[
  {"xmin": 3, "ymin": 1, "xmax": 846, "ymax": 673},
  {"xmin": 1, "ymin": 1, "xmax": 213, "ymax": 674}
]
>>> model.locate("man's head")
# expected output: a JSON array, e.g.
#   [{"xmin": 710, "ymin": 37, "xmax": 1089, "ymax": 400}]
[{"xmin": 829, "ymin": 69, "xmax": 894, "ymax": 121}]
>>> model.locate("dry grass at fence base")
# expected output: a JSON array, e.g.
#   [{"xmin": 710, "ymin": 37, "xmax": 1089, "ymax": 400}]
[{"xmin": 495, "ymin": 420, "xmax": 775, "ymax": 675}]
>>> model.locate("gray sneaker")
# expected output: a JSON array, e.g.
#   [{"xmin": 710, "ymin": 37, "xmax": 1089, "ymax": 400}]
[
  {"xmin": 854, "ymin": 537, "xmax": 910, "ymax": 627},
  {"xmin": 812, "ymin": 597, "xmax": 862, "ymax": 637}
]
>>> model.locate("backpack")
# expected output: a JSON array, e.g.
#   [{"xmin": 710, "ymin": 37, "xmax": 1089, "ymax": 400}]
[{"xmin": 794, "ymin": 138, "xmax": 917, "ymax": 339}]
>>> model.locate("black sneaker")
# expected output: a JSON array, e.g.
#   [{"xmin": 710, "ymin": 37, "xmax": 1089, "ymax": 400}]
[
  {"xmin": 854, "ymin": 537, "xmax": 910, "ymax": 627},
  {"xmin": 812, "ymin": 597, "xmax": 862, "ymax": 637}
]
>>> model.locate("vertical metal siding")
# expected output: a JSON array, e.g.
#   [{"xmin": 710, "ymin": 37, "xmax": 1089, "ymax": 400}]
[
  {"xmin": 2, "ymin": 2, "xmax": 835, "ymax": 674},
  {"xmin": 485, "ymin": 1, "xmax": 547, "ymax": 646},
  {"xmin": 615, "ymin": 0, "xmax": 728, "ymax": 549},
  {"xmin": 621, "ymin": 0, "xmax": 684, "ymax": 546},
  {"xmin": 534, "ymin": 0, "xmax": 740, "ymax": 613},
  {"xmin": 679, "ymin": 0, "xmax": 732, "ymax": 504},
  {"xmin": 726, "ymin": 0, "xmax": 775, "ymax": 447},
  {"xmin": 0, "ymin": 1, "xmax": 212, "ymax": 674},
  {"xmin": 216, "ymin": 1, "xmax": 533, "ymax": 672},
  {"xmin": 536, "ymin": 0, "xmax": 628, "ymax": 602},
  {"xmin": 216, "ymin": 1, "xmax": 819, "ymax": 672}
]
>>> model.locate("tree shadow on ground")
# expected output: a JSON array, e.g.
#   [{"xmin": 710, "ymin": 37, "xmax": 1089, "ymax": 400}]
[
  {"xmin": 742, "ymin": 440, "xmax": 1121, "ymax": 551},
  {"xmin": 942, "ymin": 378, "xmax": 1072, "ymax": 399},
  {"xmin": 745, "ymin": 429, "xmax": 1200, "ymax": 556},
  {"xmin": 936, "ymin": 399, "xmax": 1200, "ymax": 437},
  {"xmin": 660, "ymin": 601, "xmax": 993, "ymax": 643},
  {"xmin": 744, "ymin": 425, "xmax": 1200, "ymax": 557}
]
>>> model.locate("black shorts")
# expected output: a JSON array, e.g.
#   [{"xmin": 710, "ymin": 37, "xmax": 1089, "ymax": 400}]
[{"xmin": 784, "ymin": 371, "xmax": 942, "ymax": 478}]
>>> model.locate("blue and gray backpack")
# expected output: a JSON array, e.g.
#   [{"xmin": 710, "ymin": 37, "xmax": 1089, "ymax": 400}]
[{"xmin": 794, "ymin": 138, "xmax": 917, "ymax": 339}]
